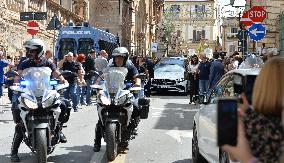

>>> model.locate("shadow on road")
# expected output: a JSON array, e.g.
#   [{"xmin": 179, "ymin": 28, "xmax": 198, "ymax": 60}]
[
  {"xmin": 172, "ymin": 158, "xmax": 193, "ymax": 163},
  {"xmin": 48, "ymin": 145, "xmax": 94, "ymax": 163},
  {"xmin": 0, "ymin": 145, "xmax": 94, "ymax": 163},
  {"xmin": 153, "ymin": 101, "xmax": 198, "ymax": 130}
]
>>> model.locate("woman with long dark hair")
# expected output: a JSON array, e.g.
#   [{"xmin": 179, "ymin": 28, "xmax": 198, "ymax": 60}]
[{"xmin": 188, "ymin": 55, "xmax": 199, "ymax": 104}]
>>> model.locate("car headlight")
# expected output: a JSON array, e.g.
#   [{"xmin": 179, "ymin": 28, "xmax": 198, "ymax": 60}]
[
  {"xmin": 23, "ymin": 97, "xmax": 37, "ymax": 109},
  {"xmin": 176, "ymin": 78, "xmax": 185, "ymax": 82},
  {"xmin": 42, "ymin": 96, "xmax": 55, "ymax": 108}
]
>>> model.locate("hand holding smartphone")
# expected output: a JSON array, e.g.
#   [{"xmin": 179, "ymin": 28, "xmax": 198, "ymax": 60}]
[{"xmin": 217, "ymin": 98, "xmax": 238, "ymax": 147}]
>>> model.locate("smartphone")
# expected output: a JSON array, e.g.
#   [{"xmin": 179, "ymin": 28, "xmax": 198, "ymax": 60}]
[{"xmin": 217, "ymin": 98, "xmax": 238, "ymax": 146}]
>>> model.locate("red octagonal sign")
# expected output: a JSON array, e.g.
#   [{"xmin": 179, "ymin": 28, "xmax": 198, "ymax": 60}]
[
  {"xmin": 248, "ymin": 6, "xmax": 267, "ymax": 23},
  {"xmin": 27, "ymin": 21, "xmax": 39, "ymax": 36}
]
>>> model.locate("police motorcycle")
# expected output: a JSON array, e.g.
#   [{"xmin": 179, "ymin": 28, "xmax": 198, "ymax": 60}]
[
  {"xmin": 91, "ymin": 67, "xmax": 149, "ymax": 161},
  {"xmin": 10, "ymin": 67, "xmax": 69, "ymax": 163}
]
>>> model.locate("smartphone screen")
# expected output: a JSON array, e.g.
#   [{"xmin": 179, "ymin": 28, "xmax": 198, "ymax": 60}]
[{"xmin": 217, "ymin": 98, "xmax": 238, "ymax": 146}]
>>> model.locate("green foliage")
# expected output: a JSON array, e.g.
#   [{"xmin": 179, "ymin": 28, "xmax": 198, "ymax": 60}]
[{"xmin": 162, "ymin": 12, "xmax": 175, "ymax": 42}]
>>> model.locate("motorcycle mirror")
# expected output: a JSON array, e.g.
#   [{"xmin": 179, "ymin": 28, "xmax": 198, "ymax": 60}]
[
  {"xmin": 129, "ymin": 87, "xmax": 141, "ymax": 92},
  {"xmin": 90, "ymin": 84, "xmax": 102, "ymax": 90},
  {"xmin": 137, "ymin": 73, "xmax": 146, "ymax": 80},
  {"xmin": 9, "ymin": 85, "xmax": 24, "ymax": 92}
]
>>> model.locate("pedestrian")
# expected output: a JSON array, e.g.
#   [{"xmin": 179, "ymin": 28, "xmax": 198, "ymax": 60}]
[
  {"xmin": 188, "ymin": 55, "xmax": 199, "ymax": 104},
  {"xmin": 222, "ymin": 57, "xmax": 284, "ymax": 163},
  {"xmin": 208, "ymin": 52, "xmax": 224, "ymax": 89},
  {"xmin": 196, "ymin": 53, "xmax": 210, "ymax": 103},
  {"xmin": 0, "ymin": 51, "xmax": 10, "ymax": 98},
  {"xmin": 76, "ymin": 54, "xmax": 87, "ymax": 106},
  {"xmin": 95, "ymin": 50, "xmax": 108, "ymax": 72},
  {"xmin": 84, "ymin": 49, "xmax": 97, "ymax": 105},
  {"xmin": 4, "ymin": 64, "xmax": 18, "ymax": 103},
  {"xmin": 58, "ymin": 52, "xmax": 83, "ymax": 112},
  {"xmin": 45, "ymin": 49, "xmax": 53, "ymax": 62}
]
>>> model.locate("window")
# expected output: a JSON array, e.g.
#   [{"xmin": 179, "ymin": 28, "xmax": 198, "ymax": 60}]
[
  {"xmin": 195, "ymin": 5, "xmax": 205, "ymax": 17},
  {"xmin": 193, "ymin": 30, "xmax": 205, "ymax": 42},
  {"xmin": 170, "ymin": 5, "xmax": 180, "ymax": 18},
  {"xmin": 231, "ymin": 27, "xmax": 238, "ymax": 33}
]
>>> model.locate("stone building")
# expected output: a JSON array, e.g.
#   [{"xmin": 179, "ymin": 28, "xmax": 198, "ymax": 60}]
[
  {"xmin": 0, "ymin": 0, "xmax": 87, "ymax": 58},
  {"xmin": 162, "ymin": 0, "xmax": 218, "ymax": 57},
  {"xmin": 244, "ymin": 0, "xmax": 284, "ymax": 55},
  {"xmin": 88, "ymin": 0, "xmax": 164, "ymax": 57},
  {"xmin": 220, "ymin": 16, "xmax": 239, "ymax": 56}
]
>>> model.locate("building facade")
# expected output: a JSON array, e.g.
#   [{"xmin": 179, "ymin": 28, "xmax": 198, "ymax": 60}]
[
  {"xmin": 88, "ymin": 0, "xmax": 164, "ymax": 57},
  {"xmin": 162, "ymin": 0, "xmax": 218, "ymax": 57},
  {"xmin": 0, "ymin": 0, "xmax": 87, "ymax": 57},
  {"xmin": 244, "ymin": 0, "xmax": 284, "ymax": 55},
  {"xmin": 220, "ymin": 17, "xmax": 239, "ymax": 56}
]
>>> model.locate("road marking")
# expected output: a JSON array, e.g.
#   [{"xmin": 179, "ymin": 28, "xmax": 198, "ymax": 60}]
[
  {"xmin": 152, "ymin": 111, "xmax": 167, "ymax": 118},
  {"xmin": 166, "ymin": 127, "xmax": 193, "ymax": 144},
  {"xmin": 175, "ymin": 113, "xmax": 184, "ymax": 118}
]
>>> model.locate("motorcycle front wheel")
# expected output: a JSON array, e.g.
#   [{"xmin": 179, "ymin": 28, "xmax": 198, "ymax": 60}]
[
  {"xmin": 105, "ymin": 123, "xmax": 118, "ymax": 161},
  {"xmin": 35, "ymin": 129, "xmax": 47, "ymax": 163}
]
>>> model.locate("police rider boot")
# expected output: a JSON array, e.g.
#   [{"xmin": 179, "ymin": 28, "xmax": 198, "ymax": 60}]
[
  {"xmin": 93, "ymin": 122, "xmax": 102, "ymax": 152},
  {"xmin": 58, "ymin": 123, "xmax": 67, "ymax": 143},
  {"xmin": 11, "ymin": 124, "xmax": 23, "ymax": 162},
  {"xmin": 133, "ymin": 117, "xmax": 140, "ymax": 136}
]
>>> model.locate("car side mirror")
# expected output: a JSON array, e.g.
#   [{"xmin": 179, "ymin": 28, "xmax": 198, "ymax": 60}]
[{"xmin": 233, "ymin": 75, "xmax": 243, "ymax": 94}]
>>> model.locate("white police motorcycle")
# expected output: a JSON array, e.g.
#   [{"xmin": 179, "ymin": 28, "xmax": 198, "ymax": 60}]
[
  {"xmin": 10, "ymin": 67, "xmax": 69, "ymax": 163},
  {"xmin": 91, "ymin": 67, "xmax": 149, "ymax": 161}
]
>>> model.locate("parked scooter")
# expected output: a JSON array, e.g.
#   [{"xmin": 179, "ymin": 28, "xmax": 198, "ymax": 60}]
[
  {"xmin": 10, "ymin": 67, "xmax": 69, "ymax": 163},
  {"xmin": 91, "ymin": 67, "xmax": 150, "ymax": 161}
]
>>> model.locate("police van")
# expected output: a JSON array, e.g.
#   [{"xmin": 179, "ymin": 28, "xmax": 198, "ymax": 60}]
[{"xmin": 55, "ymin": 22, "xmax": 118, "ymax": 60}]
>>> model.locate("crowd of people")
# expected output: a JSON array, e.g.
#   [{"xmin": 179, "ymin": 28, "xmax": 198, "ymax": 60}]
[{"xmin": 184, "ymin": 50, "xmax": 275, "ymax": 105}]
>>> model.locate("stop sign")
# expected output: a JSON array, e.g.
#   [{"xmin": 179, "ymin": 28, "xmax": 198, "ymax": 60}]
[
  {"xmin": 240, "ymin": 11, "xmax": 254, "ymax": 27},
  {"xmin": 248, "ymin": 6, "xmax": 267, "ymax": 22},
  {"xmin": 27, "ymin": 21, "xmax": 39, "ymax": 35}
]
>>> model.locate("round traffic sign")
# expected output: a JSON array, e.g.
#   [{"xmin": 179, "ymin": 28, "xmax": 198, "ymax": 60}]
[
  {"xmin": 27, "ymin": 21, "xmax": 39, "ymax": 35},
  {"xmin": 240, "ymin": 11, "xmax": 254, "ymax": 27},
  {"xmin": 248, "ymin": 6, "xmax": 267, "ymax": 23}
]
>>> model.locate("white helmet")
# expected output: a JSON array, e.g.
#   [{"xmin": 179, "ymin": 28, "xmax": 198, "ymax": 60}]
[{"xmin": 23, "ymin": 38, "xmax": 46, "ymax": 59}]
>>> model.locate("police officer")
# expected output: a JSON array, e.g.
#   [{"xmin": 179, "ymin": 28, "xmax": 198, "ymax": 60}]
[
  {"xmin": 93, "ymin": 47, "xmax": 141, "ymax": 152},
  {"xmin": 10, "ymin": 38, "xmax": 70, "ymax": 162}
]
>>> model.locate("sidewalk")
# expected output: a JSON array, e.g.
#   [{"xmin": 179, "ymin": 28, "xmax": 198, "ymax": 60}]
[{"xmin": 0, "ymin": 88, "xmax": 12, "ymax": 113}]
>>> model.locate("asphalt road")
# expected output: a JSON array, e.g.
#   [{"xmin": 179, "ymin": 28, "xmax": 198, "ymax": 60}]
[{"xmin": 0, "ymin": 92, "xmax": 198, "ymax": 163}]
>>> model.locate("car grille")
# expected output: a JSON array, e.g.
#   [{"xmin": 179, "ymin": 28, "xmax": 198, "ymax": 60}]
[{"xmin": 153, "ymin": 79, "xmax": 176, "ymax": 85}]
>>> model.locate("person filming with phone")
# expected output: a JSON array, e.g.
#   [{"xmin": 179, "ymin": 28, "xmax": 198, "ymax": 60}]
[{"xmin": 220, "ymin": 57, "xmax": 284, "ymax": 163}]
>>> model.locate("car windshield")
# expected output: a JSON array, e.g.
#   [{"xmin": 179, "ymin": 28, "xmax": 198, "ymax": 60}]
[
  {"xmin": 155, "ymin": 64, "xmax": 184, "ymax": 72},
  {"xmin": 155, "ymin": 58, "xmax": 185, "ymax": 70}
]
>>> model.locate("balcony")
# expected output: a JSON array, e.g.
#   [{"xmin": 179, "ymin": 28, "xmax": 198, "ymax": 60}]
[{"xmin": 227, "ymin": 33, "xmax": 237, "ymax": 39}]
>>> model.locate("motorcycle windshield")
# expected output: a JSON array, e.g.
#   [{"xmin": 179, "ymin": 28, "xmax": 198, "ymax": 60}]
[
  {"xmin": 22, "ymin": 67, "xmax": 52, "ymax": 97},
  {"xmin": 102, "ymin": 67, "xmax": 128, "ymax": 96}
]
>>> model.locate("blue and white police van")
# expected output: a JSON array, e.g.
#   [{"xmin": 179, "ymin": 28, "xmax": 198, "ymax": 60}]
[{"xmin": 55, "ymin": 22, "xmax": 118, "ymax": 60}]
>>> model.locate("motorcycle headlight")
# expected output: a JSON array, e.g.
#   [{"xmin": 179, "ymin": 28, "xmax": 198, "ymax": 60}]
[
  {"xmin": 23, "ymin": 98, "xmax": 37, "ymax": 109},
  {"xmin": 99, "ymin": 94, "xmax": 111, "ymax": 105},
  {"xmin": 115, "ymin": 94, "xmax": 127, "ymax": 105},
  {"xmin": 42, "ymin": 96, "xmax": 55, "ymax": 108}
]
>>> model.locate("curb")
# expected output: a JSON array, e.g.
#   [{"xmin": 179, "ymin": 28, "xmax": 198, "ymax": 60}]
[{"xmin": 89, "ymin": 144, "xmax": 106, "ymax": 163}]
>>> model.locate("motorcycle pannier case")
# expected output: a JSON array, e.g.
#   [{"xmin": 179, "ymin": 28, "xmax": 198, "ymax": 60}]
[{"xmin": 138, "ymin": 98, "xmax": 150, "ymax": 119}]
